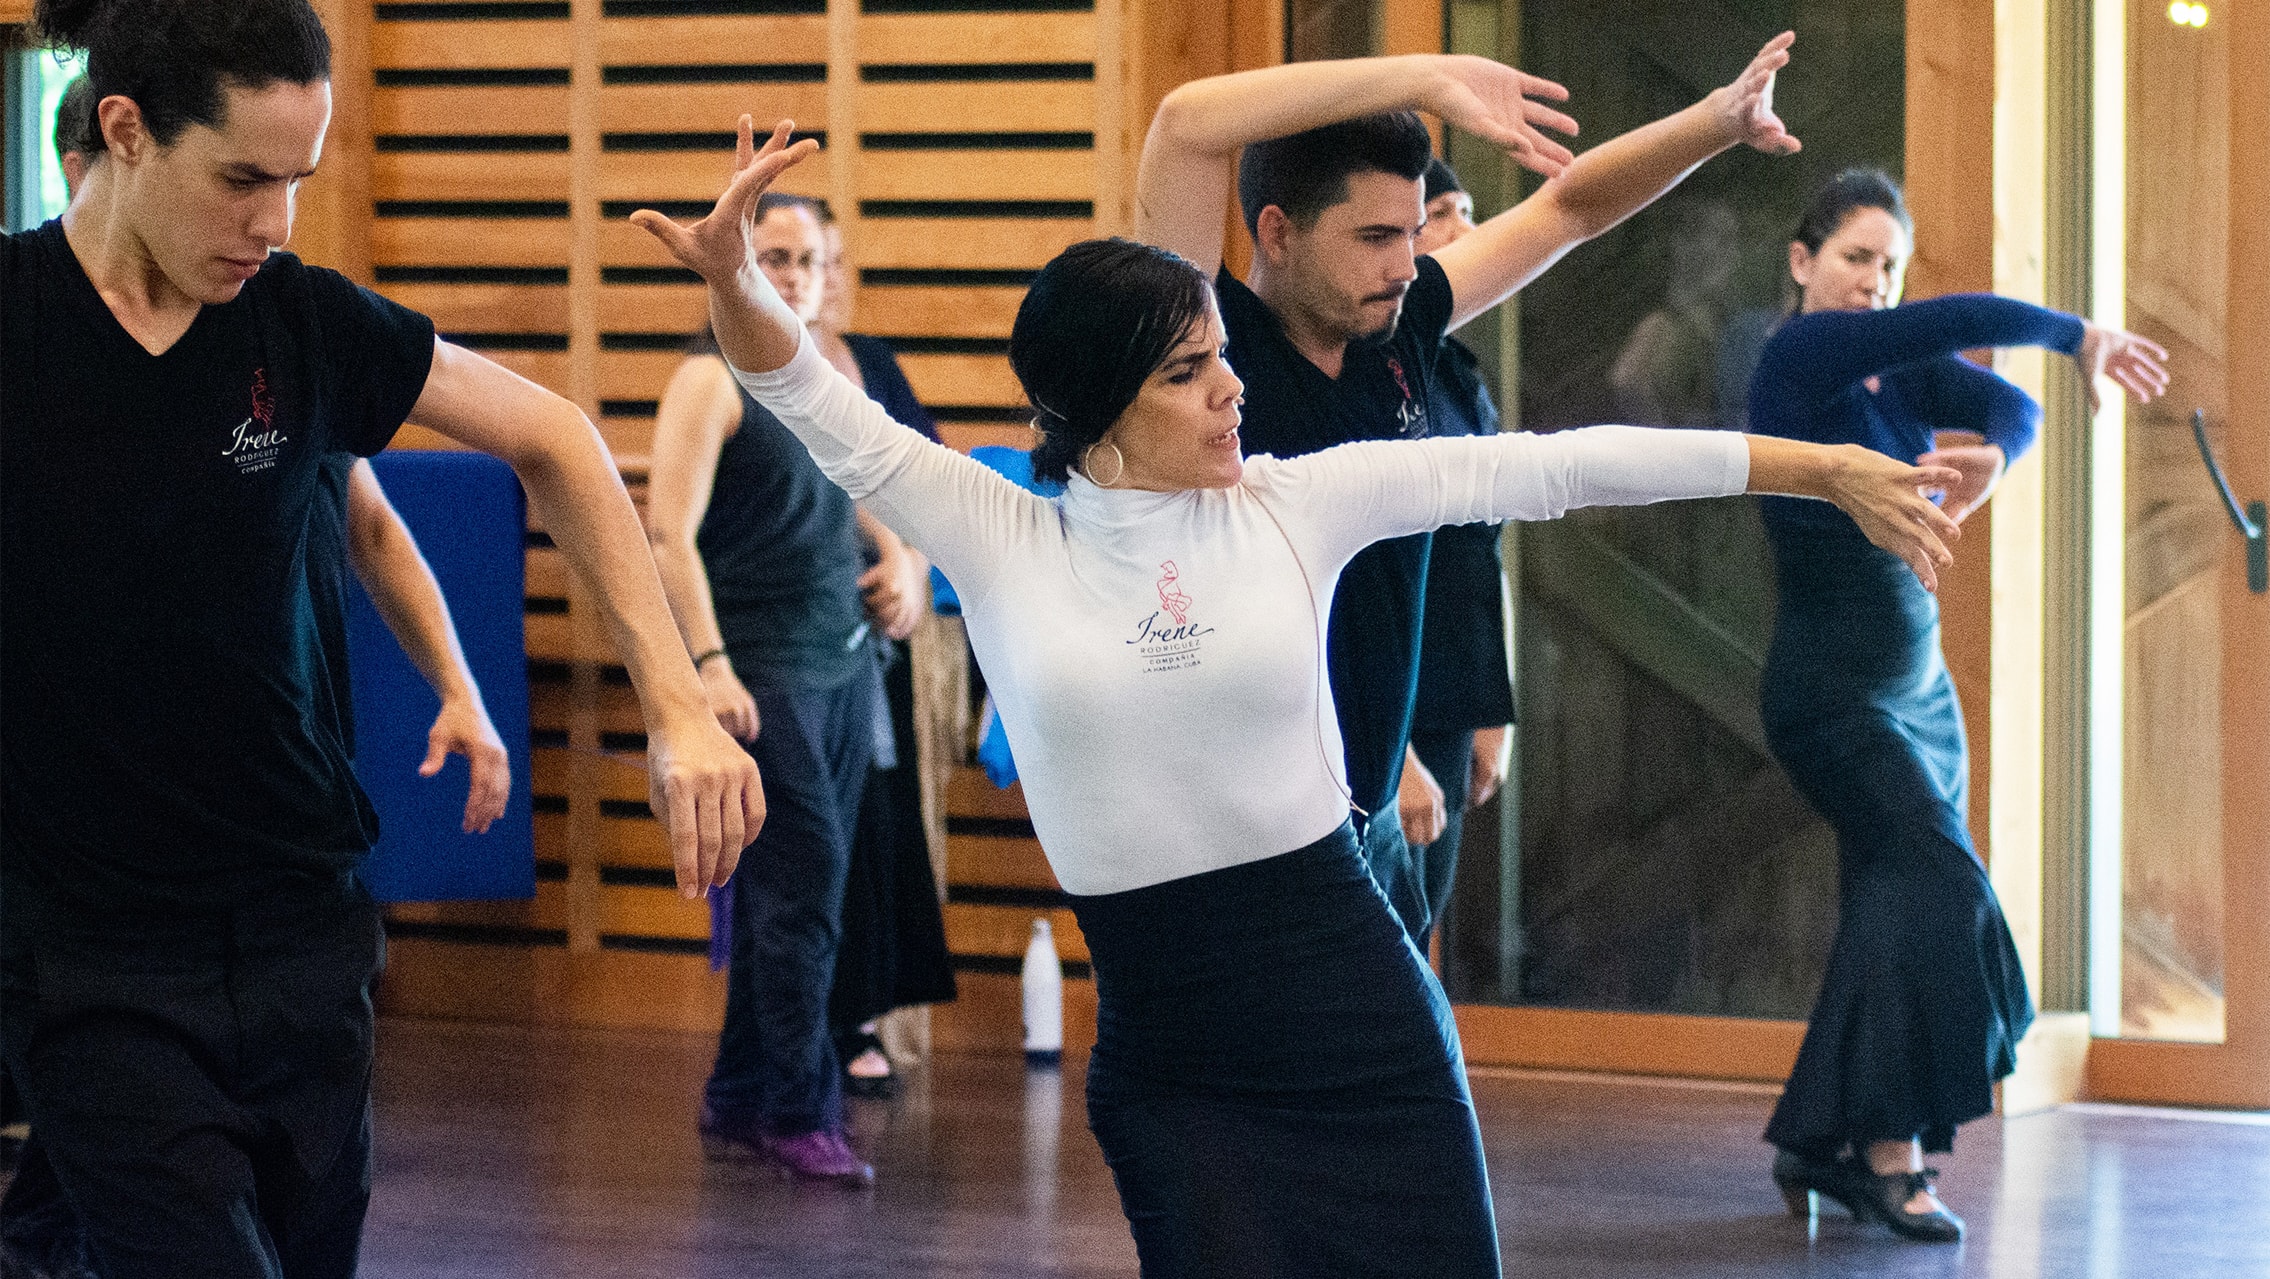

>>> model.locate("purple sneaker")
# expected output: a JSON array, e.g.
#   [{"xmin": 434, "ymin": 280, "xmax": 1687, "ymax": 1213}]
[{"xmin": 760, "ymin": 1128, "xmax": 876, "ymax": 1188}]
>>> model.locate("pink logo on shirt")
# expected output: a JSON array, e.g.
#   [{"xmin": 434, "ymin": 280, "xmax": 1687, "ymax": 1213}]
[
  {"xmin": 1385, "ymin": 356, "xmax": 1426, "ymax": 436},
  {"xmin": 1157, "ymin": 560, "xmax": 1193, "ymax": 625},
  {"xmin": 223, "ymin": 368, "xmax": 289, "ymax": 475}
]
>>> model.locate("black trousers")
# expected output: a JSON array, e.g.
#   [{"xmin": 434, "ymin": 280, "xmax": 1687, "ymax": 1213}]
[
  {"xmin": 1408, "ymin": 725, "xmax": 1478, "ymax": 953},
  {"xmin": 0, "ymin": 867, "xmax": 384, "ymax": 1279},
  {"xmin": 705, "ymin": 675, "xmax": 875, "ymax": 1136}
]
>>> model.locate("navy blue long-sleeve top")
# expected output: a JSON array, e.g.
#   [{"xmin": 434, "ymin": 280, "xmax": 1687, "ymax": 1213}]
[{"xmin": 1747, "ymin": 293, "xmax": 2083, "ymax": 531}]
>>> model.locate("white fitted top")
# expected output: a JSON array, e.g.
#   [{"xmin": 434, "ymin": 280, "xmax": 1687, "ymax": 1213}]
[{"xmin": 737, "ymin": 336, "xmax": 1750, "ymax": 895}]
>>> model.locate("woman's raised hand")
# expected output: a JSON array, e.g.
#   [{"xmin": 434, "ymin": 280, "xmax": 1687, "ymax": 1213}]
[
  {"xmin": 631, "ymin": 117, "xmax": 819, "ymax": 285},
  {"xmin": 1708, "ymin": 32, "xmax": 1801, "ymax": 156},
  {"xmin": 1424, "ymin": 56, "xmax": 1579, "ymax": 179},
  {"xmin": 2077, "ymin": 322, "xmax": 2172, "ymax": 415},
  {"xmin": 1825, "ymin": 447, "xmax": 1965, "ymax": 592}
]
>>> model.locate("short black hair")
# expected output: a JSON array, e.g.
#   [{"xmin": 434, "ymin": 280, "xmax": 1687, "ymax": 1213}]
[
  {"xmin": 1422, "ymin": 156, "xmax": 1463, "ymax": 203},
  {"xmin": 1793, "ymin": 168, "xmax": 1911, "ymax": 253},
  {"xmin": 35, "ymin": 0, "xmax": 330, "ymax": 148},
  {"xmin": 1010, "ymin": 239, "xmax": 1214, "ymax": 484},
  {"xmin": 1236, "ymin": 112, "xmax": 1433, "ymax": 236},
  {"xmin": 53, "ymin": 73, "xmax": 99, "ymax": 161}
]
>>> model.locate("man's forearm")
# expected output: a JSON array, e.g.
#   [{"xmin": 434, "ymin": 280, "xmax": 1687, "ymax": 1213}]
[
  {"xmin": 1147, "ymin": 56, "xmax": 1443, "ymax": 160},
  {"xmin": 1542, "ymin": 97, "xmax": 1735, "ymax": 239},
  {"xmin": 353, "ymin": 517, "xmax": 481, "ymax": 707},
  {"xmin": 346, "ymin": 465, "xmax": 482, "ymax": 708},
  {"xmin": 650, "ymin": 535, "xmax": 729, "ymax": 660},
  {"xmin": 514, "ymin": 416, "xmax": 711, "ymax": 729}
]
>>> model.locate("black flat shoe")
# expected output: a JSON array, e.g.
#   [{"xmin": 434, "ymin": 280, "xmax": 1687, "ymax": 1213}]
[
  {"xmin": 1771, "ymin": 1147, "xmax": 1843, "ymax": 1219},
  {"xmin": 1832, "ymin": 1159, "xmax": 1965, "ymax": 1242}
]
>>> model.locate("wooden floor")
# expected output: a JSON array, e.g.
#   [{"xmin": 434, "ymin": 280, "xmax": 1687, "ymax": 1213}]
[{"xmin": 343, "ymin": 1017, "xmax": 2270, "ymax": 1278}]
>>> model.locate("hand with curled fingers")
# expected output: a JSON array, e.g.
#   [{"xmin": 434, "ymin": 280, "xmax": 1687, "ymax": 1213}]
[
  {"xmin": 1915, "ymin": 443, "xmax": 2006, "ymax": 526},
  {"xmin": 1707, "ymin": 32, "xmax": 1802, "ymax": 156},
  {"xmin": 631, "ymin": 117, "xmax": 819, "ymax": 289},
  {"xmin": 1823, "ymin": 445, "xmax": 1966, "ymax": 593},
  {"xmin": 1421, "ymin": 55, "xmax": 1580, "ymax": 179},
  {"xmin": 700, "ymin": 654, "xmax": 760, "ymax": 742},
  {"xmin": 647, "ymin": 710, "xmax": 766, "ymax": 899},
  {"xmin": 423, "ymin": 695, "xmax": 512, "ymax": 834},
  {"xmin": 2077, "ymin": 322, "xmax": 2171, "ymax": 415}
]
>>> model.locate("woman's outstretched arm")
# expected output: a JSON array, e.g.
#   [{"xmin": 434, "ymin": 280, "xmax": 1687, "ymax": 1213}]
[
  {"xmin": 1272, "ymin": 427, "xmax": 1962, "ymax": 591},
  {"xmin": 1762, "ymin": 295, "xmax": 2168, "ymax": 413},
  {"xmin": 632, "ymin": 119, "xmax": 1044, "ymax": 607}
]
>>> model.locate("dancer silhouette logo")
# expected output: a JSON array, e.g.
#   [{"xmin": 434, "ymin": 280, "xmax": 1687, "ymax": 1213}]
[
  {"xmin": 1386, "ymin": 356, "xmax": 1427, "ymax": 437},
  {"xmin": 223, "ymin": 369, "xmax": 289, "ymax": 475},
  {"xmin": 1127, "ymin": 561, "xmax": 1214, "ymax": 673}
]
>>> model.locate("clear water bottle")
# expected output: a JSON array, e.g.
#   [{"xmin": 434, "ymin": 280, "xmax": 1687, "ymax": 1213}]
[{"xmin": 1021, "ymin": 917, "xmax": 1064, "ymax": 1067}]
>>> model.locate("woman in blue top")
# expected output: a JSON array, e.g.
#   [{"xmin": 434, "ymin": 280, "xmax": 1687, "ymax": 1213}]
[{"xmin": 1751, "ymin": 170, "xmax": 2168, "ymax": 1241}]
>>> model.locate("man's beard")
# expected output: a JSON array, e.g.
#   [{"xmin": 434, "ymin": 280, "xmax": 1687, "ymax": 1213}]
[{"xmin": 1351, "ymin": 305, "xmax": 1405, "ymax": 348}]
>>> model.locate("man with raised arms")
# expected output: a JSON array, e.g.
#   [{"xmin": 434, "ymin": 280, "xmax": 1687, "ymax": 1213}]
[{"xmin": 1132, "ymin": 37, "xmax": 1801, "ymax": 937}]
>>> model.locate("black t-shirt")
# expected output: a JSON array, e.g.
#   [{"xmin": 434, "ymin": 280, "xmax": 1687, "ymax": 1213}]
[
  {"xmin": 1217, "ymin": 256, "xmax": 1456, "ymax": 819},
  {"xmin": 689, "ymin": 340, "xmax": 869, "ymax": 692},
  {"xmin": 1412, "ymin": 335, "xmax": 1516, "ymax": 736},
  {"xmin": 2, "ymin": 221, "xmax": 435, "ymax": 914},
  {"xmin": 306, "ymin": 452, "xmax": 361, "ymax": 753}
]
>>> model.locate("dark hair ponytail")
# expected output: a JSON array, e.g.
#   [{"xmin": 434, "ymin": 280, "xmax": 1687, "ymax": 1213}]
[
  {"xmin": 34, "ymin": 0, "xmax": 330, "ymax": 148},
  {"xmin": 1792, "ymin": 167, "xmax": 1912, "ymax": 253},
  {"xmin": 1010, "ymin": 239, "xmax": 1213, "ymax": 484}
]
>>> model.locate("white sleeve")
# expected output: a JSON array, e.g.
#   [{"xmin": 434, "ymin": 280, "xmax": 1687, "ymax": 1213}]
[
  {"xmin": 1260, "ymin": 426, "xmax": 1751, "ymax": 570},
  {"xmin": 731, "ymin": 332, "xmax": 1048, "ymax": 607}
]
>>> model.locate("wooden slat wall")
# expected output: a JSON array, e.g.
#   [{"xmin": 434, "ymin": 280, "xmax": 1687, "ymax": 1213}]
[{"xmin": 355, "ymin": 0, "xmax": 1134, "ymax": 1048}]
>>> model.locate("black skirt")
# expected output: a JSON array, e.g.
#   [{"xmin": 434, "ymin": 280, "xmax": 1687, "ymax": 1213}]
[
  {"xmin": 829, "ymin": 640, "xmax": 956, "ymax": 1031},
  {"xmin": 1759, "ymin": 522, "xmax": 2035, "ymax": 1158},
  {"xmin": 1071, "ymin": 822, "xmax": 1499, "ymax": 1279}
]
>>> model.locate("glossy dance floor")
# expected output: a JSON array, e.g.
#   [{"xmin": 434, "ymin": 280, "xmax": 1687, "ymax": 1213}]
[{"xmin": 357, "ymin": 1019, "xmax": 2270, "ymax": 1278}]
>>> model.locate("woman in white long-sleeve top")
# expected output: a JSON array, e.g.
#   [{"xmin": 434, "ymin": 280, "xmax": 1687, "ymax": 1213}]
[{"xmin": 635, "ymin": 120, "xmax": 1962, "ymax": 1279}]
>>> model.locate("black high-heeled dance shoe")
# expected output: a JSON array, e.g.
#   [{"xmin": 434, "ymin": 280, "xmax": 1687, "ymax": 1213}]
[
  {"xmin": 1829, "ymin": 1158, "xmax": 1965, "ymax": 1242},
  {"xmin": 1771, "ymin": 1147, "xmax": 1844, "ymax": 1220}
]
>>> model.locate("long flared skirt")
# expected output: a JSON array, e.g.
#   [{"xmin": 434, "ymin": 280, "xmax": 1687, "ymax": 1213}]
[
  {"xmin": 1070, "ymin": 822, "xmax": 1500, "ymax": 1279},
  {"xmin": 1760, "ymin": 522, "xmax": 2035, "ymax": 1158}
]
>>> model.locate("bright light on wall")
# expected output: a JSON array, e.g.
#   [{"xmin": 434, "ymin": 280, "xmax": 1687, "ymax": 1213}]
[{"xmin": 2168, "ymin": 1, "xmax": 2209, "ymax": 27}]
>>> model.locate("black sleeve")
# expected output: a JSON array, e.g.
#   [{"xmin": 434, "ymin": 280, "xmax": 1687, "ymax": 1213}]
[
  {"xmin": 1761, "ymin": 294, "xmax": 2084, "ymax": 407},
  {"xmin": 304, "ymin": 264, "xmax": 438, "ymax": 458},
  {"xmin": 848, "ymin": 334, "xmax": 940, "ymax": 443},
  {"xmin": 1914, "ymin": 354, "xmax": 2044, "ymax": 463}
]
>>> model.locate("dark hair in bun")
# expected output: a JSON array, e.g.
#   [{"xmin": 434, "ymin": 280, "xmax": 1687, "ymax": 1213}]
[
  {"xmin": 1792, "ymin": 168, "xmax": 1911, "ymax": 254},
  {"xmin": 34, "ymin": 0, "xmax": 331, "ymax": 147},
  {"xmin": 1010, "ymin": 238, "xmax": 1214, "ymax": 484}
]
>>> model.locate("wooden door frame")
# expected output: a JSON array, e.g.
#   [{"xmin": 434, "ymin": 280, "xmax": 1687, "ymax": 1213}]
[{"xmin": 2083, "ymin": 0, "xmax": 2270, "ymax": 1109}]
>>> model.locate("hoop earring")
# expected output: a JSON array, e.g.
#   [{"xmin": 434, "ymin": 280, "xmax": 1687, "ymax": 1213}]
[{"xmin": 1084, "ymin": 440, "xmax": 1126, "ymax": 487}]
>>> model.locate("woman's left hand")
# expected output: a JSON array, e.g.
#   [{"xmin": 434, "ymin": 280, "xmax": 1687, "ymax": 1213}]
[
  {"xmin": 1916, "ymin": 442, "xmax": 2006, "ymax": 526},
  {"xmin": 2077, "ymin": 322, "xmax": 2171, "ymax": 414},
  {"xmin": 631, "ymin": 118, "xmax": 819, "ymax": 287},
  {"xmin": 1825, "ymin": 446, "xmax": 1965, "ymax": 592}
]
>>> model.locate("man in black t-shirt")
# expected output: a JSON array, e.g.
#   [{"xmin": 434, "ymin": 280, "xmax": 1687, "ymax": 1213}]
[
  {"xmin": 2, "ymin": 18, "xmax": 760, "ymax": 1273},
  {"xmin": 1135, "ymin": 39, "xmax": 1802, "ymax": 939}
]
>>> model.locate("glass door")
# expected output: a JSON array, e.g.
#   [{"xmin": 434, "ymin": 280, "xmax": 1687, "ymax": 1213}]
[
  {"xmin": 1437, "ymin": 0, "xmax": 1907, "ymax": 1078},
  {"xmin": 2082, "ymin": 0, "xmax": 2270, "ymax": 1107}
]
